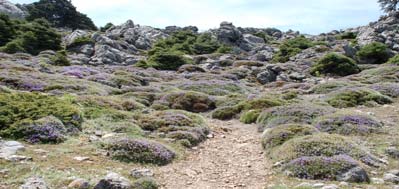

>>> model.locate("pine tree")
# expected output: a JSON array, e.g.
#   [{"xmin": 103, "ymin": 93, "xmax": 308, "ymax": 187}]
[
  {"xmin": 26, "ymin": 0, "xmax": 97, "ymax": 30},
  {"xmin": 379, "ymin": 0, "xmax": 399, "ymax": 13}
]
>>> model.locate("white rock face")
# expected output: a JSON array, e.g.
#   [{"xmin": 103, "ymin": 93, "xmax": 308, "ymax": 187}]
[{"xmin": 0, "ymin": 0, "xmax": 26, "ymax": 19}]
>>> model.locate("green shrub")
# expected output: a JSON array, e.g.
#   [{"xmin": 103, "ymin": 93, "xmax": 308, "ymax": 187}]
[
  {"xmin": 1, "ymin": 19, "xmax": 62, "ymax": 55},
  {"xmin": 269, "ymin": 133, "xmax": 381, "ymax": 166},
  {"xmin": 192, "ymin": 33, "xmax": 220, "ymax": 54},
  {"xmin": 336, "ymin": 32, "xmax": 357, "ymax": 40},
  {"xmin": 66, "ymin": 36, "xmax": 94, "ymax": 49},
  {"xmin": 0, "ymin": 92, "xmax": 82, "ymax": 137},
  {"xmin": 100, "ymin": 22, "xmax": 114, "ymax": 32},
  {"xmin": 1, "ymin": 39, "xmax": 24, "ymax": 53},
  {"xmin": 158, "ymin": 91, "xmax": 216, "ymax": 113},
  {"xmin": 273, "ymin": 36, "xmax": 314, "ymax": 63},
  {"xmin": 357, "ymin": 42, "xmax": 391, "ymax": 64},
  {"xmin": 240, "ymin": 110, "xmax": 261, "ymax": 124},
  {"xmin": 387, "ymin": 54, "xmax": 399, "ymax": 65},
  {"xmin": 311, "ymin": 81, "xmax": 361, "ymax": 94},
  {"xmin": 261, "ymin": 124, "xmax": 318, "ymax": 150},
  {"xmin": 311, "ymin": 53, "xmax": 360, "ymax": 76},
  {"xmin": 257, "ymin": 103, "xmax": 336, "ymax": 131},
  {"xmin": 216, "ymin": 44, "xmax": 232, "ymax": 53},
  {"xmin": 326, "ymin": 87, "xmax": 393, "ymax": 108},
  {"xmin": 148, "ymin": 50, "xmax": 192, "ymax": 71},
  {"xmin": 132, "ymin": 177, "xmax": 158, "ymax": 189},
  {"xmin": 0, "ymin": 14, "xmax": 17, "ymax": 46},
  {"xmin": 51, "ymin": 50, "xmax": 70, "ymax": 66},
  {"xmin": 137, "ymin": 110, "xmax": 205, "ymax": 131},
  {"xmin": 283, "ymin": 155, "xmax": 369, "ymax": 183},
  {"xmin": 145, "ymin": 31, "xmax": 230, "ymax": 70},
  {"xmin": 211, "ymin": 105, "xmax": 242, "ymax": 120}
]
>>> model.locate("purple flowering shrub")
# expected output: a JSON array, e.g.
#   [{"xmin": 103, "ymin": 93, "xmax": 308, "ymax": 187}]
[
  {"xmin": 257, "ymin": 103, "xmax": 336, "ymax": 132},
  {"xmin": 87, "ymin": 71, "xmax": 148, "ymax": 89},
  {"xmin": 314, "ymin": 111, "xmax": 383, "ymax": 135},
  {"xmin": 105, "ymin": 138, "xmax": 176, "ymax": 165},
  {"xmin": 261, "ymin": 124, "xmax": 319, "ymax": 150},
  {"xmin": 284, "ymin": 155, "xmax": 370, "ymax": 183},
  {"xmin": 4, "ymin": 116, "xmax": 67, "ymax": 144},
  {"xmin": 269, "ymin": 133, "xmax": 381, "ymax": 167},
  {"xmin": 60, "ymin": 66, "xmax": 100, "ymax": 79},
  {"xmin": 369, "ymin": 82, "xmax": 399, "ymax": 98}
]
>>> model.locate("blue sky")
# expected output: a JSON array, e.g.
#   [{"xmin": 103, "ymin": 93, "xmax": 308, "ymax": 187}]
[{"xmin": 11, "ymin": 0, "xmax": 383, "ymax": 34}]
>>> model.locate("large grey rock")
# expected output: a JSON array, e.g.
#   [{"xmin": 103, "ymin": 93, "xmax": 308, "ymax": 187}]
[
  {"xmin": 337, "ymin": 166, "xmax": 370, "ymax": 183},
  {"xmin": 215, "ymin": 22, "xmax": 243, "ymax": 46},
  {"xmin": 0, "ymin": 140, "xmax": 25, "ymax": 159},
  {"xmin": 20, "ymin": 177, "xmax": 48, "ymax": 189},
  {"xmin": 94, "ymin": 172, "xmax": 132, "ymax": 189},
  {"xmin": 355, "ymin": 11, "xmax": 399, "ymax": 50},
  {"xmin": 256, "ymin": 69, "xmax": 277, "ymax": 84},
  {"xmin": 106, "ymin": 20, "xmax": 167, "ymax": 50},
  {"xmin": 0, "ymin": 0, "xmax": 26, "ymax": 19},
  {"xmin": 130, "ymin": 168, "xmax": 154, "ymax": 179},
  {"xmin": 64, "ymin": 30, "xmax": 89, "ymax": 47},
  {"xmin": 384, "ymin": 170, "xmax": 399, "ymax": 184}
]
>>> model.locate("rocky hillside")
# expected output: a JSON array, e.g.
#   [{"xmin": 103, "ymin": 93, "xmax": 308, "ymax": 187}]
[{"xmin": 1, "ymin": 0, "xmax": 399, "ymax": 189}]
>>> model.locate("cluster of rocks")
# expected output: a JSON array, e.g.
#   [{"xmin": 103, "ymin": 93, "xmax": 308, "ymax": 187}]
[
  {"xmin": 20, "ymin": 170, "xmax": 157, "ymax": 189},
  {"xmin": 0, "ymin": 0, "xmax": 26, "ymax": 19},
  {"xmin": 63, "ymin": 19, "xmax": 300, "ymax": 67},
  {"xmin": 355, "ymin": 11, "xmax": 399, "ymax": 51},
  {"xmin": 65, "ymin": 20, "xmax": 167, "ymax": 65}
]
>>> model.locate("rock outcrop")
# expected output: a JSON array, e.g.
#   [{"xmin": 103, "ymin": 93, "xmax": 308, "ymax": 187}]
[{"xmin": 0, "ymin": 0, "xmax": 26, "ymax": 19}]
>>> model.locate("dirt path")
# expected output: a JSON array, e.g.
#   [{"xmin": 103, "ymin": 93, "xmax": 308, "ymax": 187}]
[{"xmin": 154, "ymin": 119, "xmax": 272, "ymax": 189}]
